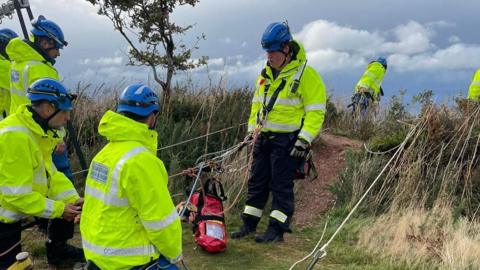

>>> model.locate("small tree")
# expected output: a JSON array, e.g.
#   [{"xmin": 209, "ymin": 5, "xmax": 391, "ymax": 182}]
[{"xmin": 86, "ymin": 0, "xmax": 207, "ymax": 104}]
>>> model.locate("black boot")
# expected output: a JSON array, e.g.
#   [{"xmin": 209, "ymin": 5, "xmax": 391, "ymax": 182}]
[
  {"xmin": 255, "ymin": 224, "xmax": 284, "ymax": 243},
  {"xmin": 46, "ymin": 240, "xmax": 85, "ymax": 266},
  {"xmin": 230, "ymin": 224, "xmax": 256, "ymax": 239}
]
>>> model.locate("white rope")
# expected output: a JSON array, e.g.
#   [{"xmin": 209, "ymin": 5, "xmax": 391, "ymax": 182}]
[
  {"xmin": 363, "ymin": 142, "xmax": 401, "ymax": 155},
  {"xmin": 71, "ymin": 122, "xmax": 247, "ymax": 176},
  {"xmin": 290, "ymin": 121, "xmax": 421, "ymax": 270},
  {"xmin": 288, "ymin": 218, "xmax": 329, "ymax": 270},
  {"xmin": 158, "ymin": 123, "xmax": 247, "ymax": 152}
]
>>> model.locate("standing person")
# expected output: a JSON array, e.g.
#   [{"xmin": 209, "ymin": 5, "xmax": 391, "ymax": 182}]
[
  {"xmin": 6, "ymin": 15, "xmax": 82, "ymax": 266},
  {"xmin": 80, "ymin": 84, "xmax": 182, "ymax": 270},
  {"xmin": 0, "ymin": 78, "xmax": 82, "ymax": 269},
  {"xmin": 0, "ymin": 28, "xmax": 17, "ymax": 120},
  {"xmin": 467, "ymin": 68, "xmax": 480, "ymax": 102},
  {"xmin": 354, "ymin": 57, "xmax": 388, "ymax": 103},
  {"xmin": 231, "ymin": 22, "xmax": 327, "ymax": 243}
]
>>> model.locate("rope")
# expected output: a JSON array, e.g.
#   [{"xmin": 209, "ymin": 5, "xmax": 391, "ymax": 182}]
[
  {"xmin": 288, "ymin": 218, "xmax": 329, "ymax": 270},
  {"xmin": 363, "ymin": 142, "xmax": 401, "ymax": 155},
  {"xmin": 0, "ymin": 241, "xmax": 20, "ymax": 258},
  {"xmin": 71, "ymin": 122, "xmax": 248, "ymax": 176},
  {"xmin": 158, "ymin": 123, "xmax": 247, "ymax": 152},
  {"xmin": 290, "ymin": 120, "xmax": 421, "ymax": 270},
  {"xmin": 221, "ymin": 127, "xmax": 261, "ymax": 214}
]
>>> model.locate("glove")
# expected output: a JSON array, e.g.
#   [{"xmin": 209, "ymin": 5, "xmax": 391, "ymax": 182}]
[{"xmin": 290, "ymin": 138, "xmax": 310, "ymax": 158}]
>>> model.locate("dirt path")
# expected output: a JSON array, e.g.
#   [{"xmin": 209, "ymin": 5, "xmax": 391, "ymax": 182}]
[{"xmin": 293, "ymin": 133, "xmax": 362, "ymax": 228}]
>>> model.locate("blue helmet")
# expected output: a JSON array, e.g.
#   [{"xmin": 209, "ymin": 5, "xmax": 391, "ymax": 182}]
[
  {"xmin": 376, "ymin": 57, "xmax": 387, "ymax": 69},
  {"xmin": 0, "ymin": 28, "xmax": 17, "ymax": 44},
  {"xmin": 27, "ymin": 78, "xmax": 75, "ymax": 111},
  {"xmin": 31, "ymin": 15, "xmax": 68, "ymax": 49},
  {"xmin": 261, "ymin": 22, "xmax": 292, "ymax": 52},
  {"xmin": 117, "ymin": 83, "xmax": 160, "ymax": 117}
]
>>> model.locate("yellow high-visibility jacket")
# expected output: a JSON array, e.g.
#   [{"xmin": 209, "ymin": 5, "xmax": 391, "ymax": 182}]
[
  {"xmin": 248, "ymin": 40, "xmax": 327, "ymax": 143},
  {"xmin": 355, "ymin": 61, "xmax": 386, "ymax": 99},
  {"xmin": 468, "ymin": 68, "xmax": 480, "ymax": 102},
  {"xmin": 6, "ymin": 37, "xmax": 59, "ymax": 114},
  {"xmin": 0, "ymin": 105, "xmax": 79, "ymax": 223},
  {"xmin": 81, "ymin": 111, "xmax": 182, "ymax": 270},
  {"xmin": 0, "ymin": 55, "xmax": 10, "ymax": 119}
]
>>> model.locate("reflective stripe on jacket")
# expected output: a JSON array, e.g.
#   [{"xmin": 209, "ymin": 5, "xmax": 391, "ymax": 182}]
[
  {"xmin": 0, "ymin": 105, "xmax": 79, "ymax": 223},
  {"xmin": 247, "ymin": 40, "xmax": 327, "ymax": 143},
  {"xmin": 80, "ymin": 111, "xmax": 182, "ymax": 270},
  {"xmin": 6, "ymin": 38, "xmax": 59, "ymax": 114}
]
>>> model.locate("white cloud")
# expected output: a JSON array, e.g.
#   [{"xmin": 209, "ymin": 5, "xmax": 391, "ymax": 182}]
[
  {"xmin": 286, "ymin": 19, "xmax": 478, "ymax": 73},
  {"xmin": 390, "ymin": 43, "xmax": 480, "ymax": 71},
  {"xmin": 79, "ymin": 56, "xmax": 123, "ymax": 66},
  {"xmin": 295, "ymin": 20, "xmax": 383, "ymax": 54},
  {"xmin": 380, "ymin": 21, "xmax": 434, "ymax": 55},
  {"xmin": 96, "ymin": 56, "xmax": 123, "ymax": 66},
  {"xmin": 426, "ymin": 20, "xmax": 456, "ymax": 28},
  {"xmin": 207, "ymin": 57, "xmax": 225, "ymax": 66},
  {"xmin": 219, "ymin": 37, "xmax": 232, "ymax": 44}
]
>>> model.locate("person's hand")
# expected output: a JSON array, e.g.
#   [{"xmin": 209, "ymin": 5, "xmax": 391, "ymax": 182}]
[
  {"xmin": 74, "ymin": 197, "xmax": 84, "ymax": 208},
  {"xmin": 290, "ymin": 138, "xmax": 310, "ymax": 158},
  {"xmin": 55, "ymin": 141, "xmax": 66, "ymax": 154},
  {"xmin": 62, "ymin": 203, "xmax": 81, "ymax": 222},
  {"xmin": 74, "ymin": 214, "xmax": 81, "ymax": 224}
]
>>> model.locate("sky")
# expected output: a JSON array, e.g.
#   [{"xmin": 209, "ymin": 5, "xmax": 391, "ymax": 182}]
[{"xmin": 1, "ymin": 0, "xmax": 479, "ymax": 101}]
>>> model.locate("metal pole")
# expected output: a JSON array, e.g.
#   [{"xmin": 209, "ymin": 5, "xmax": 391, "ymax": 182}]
[
  {"xmin": 67, "ymin": 121, "xmax": 88, "ymax": 172},
  {"xmin": 12, "ymin": 0, "xmax": 27, "ymax": 38}
]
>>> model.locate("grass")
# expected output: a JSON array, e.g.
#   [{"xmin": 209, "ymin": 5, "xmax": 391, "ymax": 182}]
[
  {"xmin": 20, "ymin": 210, "xmax": 423, "ymax": 270},
  {"xmin": 180, "ymin": 209, "xmax": 426, "ymax": 270}
]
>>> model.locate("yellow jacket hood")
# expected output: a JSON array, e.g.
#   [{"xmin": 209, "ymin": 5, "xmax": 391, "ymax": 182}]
[{"xmin": 98, "ymin": 110, "xmax": 158, "ymax": 154}]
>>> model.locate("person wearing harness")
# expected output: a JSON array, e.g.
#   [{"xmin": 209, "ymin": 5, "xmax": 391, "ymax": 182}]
[
  {"xmin": 231, "ymin": 22, "xmax": 327, "ymax": 243},
  {"xmin": 0, "ymin": 78, "xmax": 82, "ymax": 269},
  {"xmin": 5, "ymin": 15, "xmax": 83, "ymax": 266},
  {"xmin": 80, "ymin": 84, "xmax": 182, "ymax": 270},
  {"xmin": 354, "ymin": 57, "xmax": 388, "ymax": 102},
  {"xmin": 0, "ymin": 28, "xmax": 17, "ymax": 120},
  {"xmin": 467, "ymin": 68, "xmax": 480, "ymax": 102}
]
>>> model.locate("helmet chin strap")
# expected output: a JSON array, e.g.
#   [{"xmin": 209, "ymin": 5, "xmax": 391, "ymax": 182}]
[
  {"xmin": 45, "ymin": 108, "xmax": 61, "ymax": 127},
  {"xmin": 277, "ymin": 44, "xmax": 291, "ymax": 68},
  {"xmin": 278, "ymin": 50, "xmax": 291, "ymax": 69}
]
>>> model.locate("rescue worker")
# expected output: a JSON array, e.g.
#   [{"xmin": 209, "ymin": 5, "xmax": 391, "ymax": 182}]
[
  {"xmin": 0, "ymin": 28, "xmax": 17, "ymax": 119},
  {"xmin": 80, "ymin": 84, "xmax": 182, "ymax": 270},
  {"xmin": 354, "ymin": 57, "xmax": 388, "ymax": 102},
  {"xmin": 5, "ymin": 15, "xmax": 81, "ymax": 266},
  {"xmin": 467, "ymin": 68, "xmax": 480, "ymax": 102},
  {"xmin": 231, "ymin": 22, "xmax": 327, "ymax": 243},
  {"xmin": 0, "ymin": 78, "xmax": 82, "ymax": 269}
]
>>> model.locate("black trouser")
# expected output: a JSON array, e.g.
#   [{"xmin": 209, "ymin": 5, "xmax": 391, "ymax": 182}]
[
  {"xmin": 37, "ymin": 218, "xmax": 74, "ymax": 242},
  {"xmin": 243, "ymin": 131, "xmax": 298, "ymax": 232},
  {"xmin": 0, "ymin": 222, "xmax": 22, "ymax": 270}
]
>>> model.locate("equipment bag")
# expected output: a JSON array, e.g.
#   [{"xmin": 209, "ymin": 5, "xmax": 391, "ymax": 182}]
[{"xmin": 185, "ymin": 178, "xmax": 228, "ymax": 253}]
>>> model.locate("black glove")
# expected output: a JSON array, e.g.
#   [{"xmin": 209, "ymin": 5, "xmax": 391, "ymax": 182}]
[{"xmin": 290, "ymin": 138, "xmax": 310, "ymax": 158}]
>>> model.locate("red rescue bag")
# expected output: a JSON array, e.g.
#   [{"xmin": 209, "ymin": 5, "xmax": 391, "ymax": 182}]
[{"xmin": 184, "ymin": 178, "xmax": 228, "ymax": 253}]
